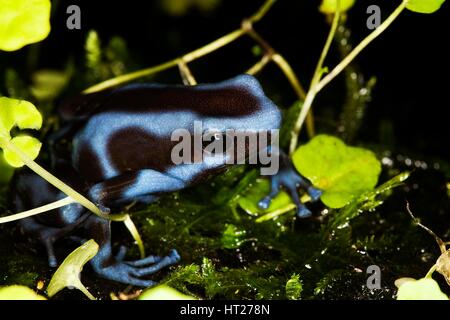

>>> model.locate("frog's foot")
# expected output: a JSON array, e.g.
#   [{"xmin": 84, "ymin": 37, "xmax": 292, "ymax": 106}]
[
  {"xmin": 91, "ymin": 249, "xmax": 181, "ymax": 287},
  {"xmin": 19, "ymin": 215, "xmax": 88, "ymax": 267},
  {"xmin": 258, "ymin": 154, "xmax": 322, "ymax": 218}
]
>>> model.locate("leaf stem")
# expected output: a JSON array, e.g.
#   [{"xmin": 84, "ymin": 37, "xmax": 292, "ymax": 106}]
[
  {"xmin": 83, "ymin": 0, "xmax": 277, "ymax": 94},
  {"xmin": 0, "ymin": 136, "xmax": 127, "ymax": 221},
  {"xmin": 0, "ymin": 196, "xmax": 74, "ymax": 223},
  {"xmin": 289, "ymin": 6, "xmax": 341, "ymax": 155},
  {"xmin": 289, "ymin": 0, "xmax": 407, "ymax": 154},
  {"xmin": 315, "ymin": 1, "xmax": 407, "ymax": 94}
]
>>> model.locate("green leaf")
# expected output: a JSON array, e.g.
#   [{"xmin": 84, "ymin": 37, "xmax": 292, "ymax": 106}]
[
  {"xmin": 0, "ymin": 97, "xmax": 43, "ymax": 167},
  {"xmin": 0, "ymin": 0, "xmax": 51, "ymax": 51},
  {"xmin": 319, "ymin": 0, "xmax": 356, "ymax": 14},
  {"xmin": 47, "ymin": 239, "xmax": 99, "ymax": 300},
  {"xmin": 406, "ymin": 0, "xmax": 446, "ymax": 14},
  {"xmin": 139, "ymin": 285, "xmax": 196, "ymax": 300},
  {"xmin": 0, "ymin": 285, "xmax": 46, "ymax": 300},
  {"xmin": 0, "ymin": 97, "xmax": 43, "ymax": 137},
  {"xmin": 396, "ymin": 278, "xmax": 448, "ymax": 300},
  {"xmin": 30, "ymin": 69, "xmax": 70, "ymax": 102},
  {"xmin": 3, "ymin": 136, "xmax": 42, "ymax": 168},
  {"xmin": 292, "ymin": 135, "xmax": 381, "ymax": 208},
  {"xmin": 285, "ymin": 274, "xmax": 303, "ymax": 300},
  {"xmin": 221, "ymin": 224, "xmax": 247, "ymax": 249}
]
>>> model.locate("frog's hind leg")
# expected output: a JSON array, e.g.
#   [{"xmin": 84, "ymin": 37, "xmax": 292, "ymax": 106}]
[{"xmin": 18, "ymin": 213, "xmax": 90, "ymax": 267}]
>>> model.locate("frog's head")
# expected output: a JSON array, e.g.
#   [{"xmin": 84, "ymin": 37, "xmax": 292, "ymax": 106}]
[{"xmin": 193, "ymin": 75, "xmax": 281, "ymax": 173}]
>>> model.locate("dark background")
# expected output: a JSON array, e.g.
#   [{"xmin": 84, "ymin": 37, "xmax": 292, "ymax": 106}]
[{"xmin": 5, "ymin": 0, "xmax": 450, "ymax": 160}]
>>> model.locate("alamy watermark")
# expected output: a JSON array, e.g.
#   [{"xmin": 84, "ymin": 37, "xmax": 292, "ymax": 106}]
[
  {"xmin": 367, "ymin": 5, "xmax": 381, "ymax": 30},
  {"xmin": 366, "ymin": 265, "xmax": 381, "ymax": 290},
  {"xmin": 66, "ymin": 5, "xmax": 81, "ymax": 30},
  {"xmin": 170, "ymin": 121, "xmax": 280, "ymax": 176}
]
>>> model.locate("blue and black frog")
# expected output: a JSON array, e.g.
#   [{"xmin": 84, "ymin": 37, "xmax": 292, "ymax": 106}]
[{"xmin": 10, "ymin": 75, "xmax": 321, "ymax": 287}]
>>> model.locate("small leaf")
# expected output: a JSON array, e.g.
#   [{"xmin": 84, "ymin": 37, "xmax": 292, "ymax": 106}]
[
  {"xmin": 286, "ymin": 274, "xmax": 303, "ymax": 300},
  {"xmin": 0, "ymin": 97, "xmax": 43, "ymax": 168},
  {"xmin": 0, "ymin": 285, "xmax": 46, "ymax": 300},
  {"xmin": 3, "ymin": 136, "xmax": 42, "ymax": 168},
  {"xmin": 47, "ymin": 239, "xmax": 99, "ymax": 300},
  {"xmin": 221, "ymin": 224, "xmax": 247, "ymax": 249},
  {"xmin": 30, "ymin": 69, "xmax": 70, "ymax": 102},
  {"xmin": 0, "ymin": 0, "xmax": 51, "ymax": 51},
  {"xmin": 293, "ymin": 135, "xmax": 381, "ymax": 208},
  {"xmin": 396, "ymin": 278, "xmax": 448, "ymax": 300},
  {"xmin": 320, "ymin": 0, "xmax": 356, "ymax": 14},
  {"xmin": 0, "ymin": 97, "xmax": 43, "ymax": 137},
  {"xmin": 406, "ymin": 0, "xmax": 446, "ymax": 14},
  {"xmin": 139, "ymin": 285, "xmax": 196, "ymax": 300}
]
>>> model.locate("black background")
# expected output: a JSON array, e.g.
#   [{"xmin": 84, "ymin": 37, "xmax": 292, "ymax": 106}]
[{"xmin": 6, "ymin": 0, "xmax": 450, "ymax": 159}]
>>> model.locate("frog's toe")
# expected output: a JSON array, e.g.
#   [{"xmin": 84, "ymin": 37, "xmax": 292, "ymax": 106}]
[
  {"xmin": 43, "ymin": 238, "xmax": 58, "ymax": 268},
  {"xmin": 297, "ymin": 206, "xmax": 312, "ymax": 218},
  {"xmin": 307, "ymin": 186, "xmax": 322, "ymax": 202},
  {"xmin": 98, "ymin": 204, "xmax": 111, "ymax": 214},
  {"xmin": 127, "ymin": 255, "xmax": 163, "ymax": 267},
  {"xmin": 131, "ymin": 250, "xmax": 181, "ymax": 277},
  {"xmin": 115, "ymin": 245, "xmax": 128, "ymax": 261},
  {"xmin": 258, "ymin": 196, "xmax": 272, "ymax": 210}
]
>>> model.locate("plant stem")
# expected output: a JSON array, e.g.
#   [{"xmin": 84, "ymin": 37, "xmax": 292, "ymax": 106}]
[
  {"xmin": 289, "ymin": 8, "xmax": 341, "ymax": 155},
  {"xmin": 289, "ymin": 1, "xmax": 407, "ymax": 155},
  {"xmin": 425, "ymin": 264, "xmax": 438, "ymax": 278},
  {"xmin": 83, "ymin": 0, "xmax": 277, "ymax": 94},
  {"xmin": 243, "ymin": 26, "xmax": 312, "ymax": 137},
  {"xmin": 124, "ymin": 215, "xmax": 146, "ymax": 259},
  {"xmin": 315, "ymin": 1, "xmax": 407, "ymax": 94},
  {"xmin": 0, "ymin": 137, "xmax": 127, "ymax": 221},
  {"xmin": 0, "ymin": 196, "xmax": 74, "ymax": 223}
]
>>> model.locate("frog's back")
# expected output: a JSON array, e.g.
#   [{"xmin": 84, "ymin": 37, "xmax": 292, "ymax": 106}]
[{"xmin": 71, "ymin": 75, "xmax": 281, "ymax": 182}]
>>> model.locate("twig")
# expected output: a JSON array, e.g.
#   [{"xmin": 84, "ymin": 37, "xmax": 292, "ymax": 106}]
[{"xmin": 83, "ymin": 0, "xmax": 277, "ymax": 94}]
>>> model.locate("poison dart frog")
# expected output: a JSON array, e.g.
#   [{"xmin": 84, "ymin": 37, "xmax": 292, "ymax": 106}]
[{"xmin": 10, "ymin": 75, "xmax": 321, "ymax": 287}]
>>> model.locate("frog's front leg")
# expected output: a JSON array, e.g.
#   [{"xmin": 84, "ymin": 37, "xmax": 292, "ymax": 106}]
[
  {"xmin": 258, "ymin": 151, "xmax": 322, "ymax": 218},
  {"xmin": 87, "ymin": 169, "xmax": 186, "ymax": 212},
  {"xmin": 83, "ymin": 215, "xmax": 180, "ymax": 287}
]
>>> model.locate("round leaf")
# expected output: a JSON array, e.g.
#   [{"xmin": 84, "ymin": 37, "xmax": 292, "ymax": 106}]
[
  {"xmin": 0, "ymin": 97, "xmax": 43, "ymax": 138},
  {"xmin": 3, "ymin": 136, "xmax": 42, "ymax": 168},
  {"xmin": 0, "ymin": 285, "xmax": 46, "ymax": 300},
  {"xmin": 139, "ymin": 285, "xmax": 196, "ymax": 300},
  {"xmin": 30, "ymin": 69, "xmax": 70, "ymax": 101},
  {"xmin": 406, "ymin": 0, "xmax": 446, "ymax": 14},
  {"xmin": 292, "ymin": 135, "xmax": 381, "ymax": 208},
  {"xmin": 320, "ymin": 0, "xmax": 356, "ymax": 13},
  {"xmin": 0, "ymin": 0, "xmax": 51, "ymax": 51},
  {"xmin": 396, "ymin": 278, "xmax": 448, "ymax": 300}
]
